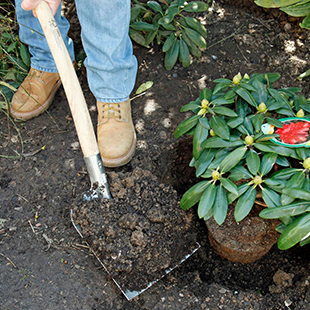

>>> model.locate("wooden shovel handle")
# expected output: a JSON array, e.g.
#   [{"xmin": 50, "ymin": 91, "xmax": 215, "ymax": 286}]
[{"xmin": 34, "ymin": 1, "xmax": 98, "ymax": 158}]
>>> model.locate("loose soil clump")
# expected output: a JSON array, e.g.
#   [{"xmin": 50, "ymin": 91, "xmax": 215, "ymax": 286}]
[{"xmin": 72, "ymin": 167, "xmax": 198, "ymax": 295}]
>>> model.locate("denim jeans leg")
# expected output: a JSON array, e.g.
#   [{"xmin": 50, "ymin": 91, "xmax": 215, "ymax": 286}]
[
  {"xmin": 15, "ymin": 0, "xmax": 75, "ymax": 72},
  {"xmin": 74, "ymin": 0, "xmax": 138, "ymax": 103}
]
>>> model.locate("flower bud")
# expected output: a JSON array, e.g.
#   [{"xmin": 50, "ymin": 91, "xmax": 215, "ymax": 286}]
[
  {"xmin": 210, "ymin": 129, "xmax": 216, "ymax": 136},
  {"xmin": 232, "ymin": 72, "xmax": 242, "ymax": 85},
  {"xmin": 201, "ymin": 99, "xmax": 209, "ymax": 108},
  {"xmin": 211, "ymin": 170, "xmax": 220, "ymax": 181},
  {"xmin": 243, "ymin": 73, "xmax": 250, "ymax": 80},
  {"xmin": 144, "ymin": 11, "xmax": 152, "ymax": 19},
  {"xmin": 257, "ymin": 102, "xmax": 267, "ymax": 113},
  {"xmin": 303, "ymin": 157, "xmax": 310, "ymax": 169},
  {"xmin": 253, "ymin": 176, "xmax": 262, "ymax": 185},
  {"xmin": 198, "ymin": 108, "xmax": 207, "ymax": 116},
  {"xmin": 297, "ymin": 109, "xmax": 305, "ymax": 117},
  {"xmin": 245, "ymin": 135, "xmax": 254, "ymax": 145}
]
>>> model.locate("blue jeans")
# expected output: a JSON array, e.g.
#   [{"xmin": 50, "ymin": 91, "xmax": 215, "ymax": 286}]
[{"xmin": 15, "ymin": 0, "xmax": 138, "ymax": 103}]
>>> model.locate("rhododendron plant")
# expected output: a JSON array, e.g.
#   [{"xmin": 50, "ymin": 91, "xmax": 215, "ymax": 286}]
[{"xmin": 175, "ymin": 72, "xmax": 310, "ymax": 250}]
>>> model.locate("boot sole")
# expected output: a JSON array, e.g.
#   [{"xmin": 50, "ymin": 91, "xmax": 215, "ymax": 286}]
[{"xmin": 10, "ymin": 79, "xmax": 62, "ymax": 121}]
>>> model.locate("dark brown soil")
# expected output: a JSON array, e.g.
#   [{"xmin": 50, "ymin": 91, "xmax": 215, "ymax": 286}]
[
  {"xmin": 1, "ymin": 0, "xmax": 310, "ymax": 309},
  {"xmin": 71, "ymin": 167, "xmax": 198, "ymax": 298}
]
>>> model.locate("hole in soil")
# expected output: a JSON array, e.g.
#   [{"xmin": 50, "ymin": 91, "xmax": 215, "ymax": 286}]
[
  {"xmin": 157, "ymin": 136, "xmax": 196, "ymax": 194},
  {"xmin": 159, "ymin": 137, "xmax": 310, "ymax": 296}
]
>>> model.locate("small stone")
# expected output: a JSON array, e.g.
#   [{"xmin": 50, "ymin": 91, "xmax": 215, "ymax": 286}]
[
  {"xmin": 70, "ymin": 141, "xmax": 80, "ymax": 150},
  {"xmin": 11, "ymin": 135, "xmax": 18, "ymax": 143},
  {"xmin": 284, "ymin": 23, "xmax": 292, "ymax": 32},
  {"xmin": 162, "ymin": 118, "xmax": 171, "ymax": 128},
  {"xmin": 159, "ymin": 131, "xmax": 167, "ymax": 140},
  {"xmin": 0, "ymin": 219, "xmax": 7, "ymax": 230}
]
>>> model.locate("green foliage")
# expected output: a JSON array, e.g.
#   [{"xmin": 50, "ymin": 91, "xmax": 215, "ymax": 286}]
[
  {"xmin": 254, "ymin": 1, "xmax": 310, "ymax": 80},
  {"xmin": 0, "ymin": 6, "xmax": 30, "ymax": 109},
  {"xmin": 255, "ymin": 0, "xmax": 310, "ymax": 29},
  {"xmin": 130, "ymin": 0, "xmax": 210, "ymax": 70},
  {"xmin": 260, "ymin": 183, "xmax": 310, "ymax": 249},
  {"xmin": 176, "ymin": 72, "xmax": 310, "ymax": 249}
]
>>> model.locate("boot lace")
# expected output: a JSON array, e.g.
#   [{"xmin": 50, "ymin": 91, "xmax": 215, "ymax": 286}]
[
  {"xmin": 29, "ymin": 69, "xmax": 44, "ymax": 81},
  {"xmin": 101, "ymin": 103, "xmax": 121, "ymax": 119}
]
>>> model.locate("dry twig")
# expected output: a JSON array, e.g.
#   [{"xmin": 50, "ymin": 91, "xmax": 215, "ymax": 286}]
[
  {"xmin": 255, "ymin": 200, "xmax": 268, "ymax": 208},
  {"xmin": 236, "ymin": 44, "xmax": 249, "ymax": 62},
  {"xmin": 0, "ymin": 252, "xmax": 18, "ymax": 269},
  {"xmin": 206, "ymin": 25, "xmax": 244, "ymax": 50},
  {"xmin": 28, "ymin": 220, "xmax": 36, "ymax": 234},
  {"xmin": 244, "ymin": 12, "xmax": 272, "ymax": 30},
  {"xmin": 42, "ymin": 233, "xmax": 53, "ymax": 251}
]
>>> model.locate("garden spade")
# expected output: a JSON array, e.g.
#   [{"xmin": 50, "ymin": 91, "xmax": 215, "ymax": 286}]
[
  {"xmin": 34, "ymin": 1, "xmax": 110, "ymax": 201},
  {"xmin": 34, "ymin": 1, "xmax": 200, "ymax": 300}
]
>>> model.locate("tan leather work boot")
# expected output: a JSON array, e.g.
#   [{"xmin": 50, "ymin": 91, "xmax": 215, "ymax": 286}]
[
  {"xmin": 97, "ymin": 99, "xmax": 136, "ymax": 167},
  {"xmin": 10, "ymin": 67, "xmax": 61, "ymax": 120}
]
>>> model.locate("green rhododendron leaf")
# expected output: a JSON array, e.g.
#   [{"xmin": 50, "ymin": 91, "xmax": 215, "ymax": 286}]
[
  {"xmin": 174, "ymin": 114, "xmax": 200, "ymax": 138},
  {"xmin": 213, "ymin": 185, "xmax": 228, "ymax": 225},
  {"xmin": 278, "ymin": 213, "xmax": 310, "ymax": 250},
  {"xmin": 198, "ymin": 183, "xmax": 216, "ymax": 218},
  {"xmin": 219, "ymin": 146, "xmax": 247, "ymax": 173},
  {"xmin": 234, "ymin": 186, "xmax": 257, "ymax": 222},
  {"xmin": 180, "ymin": 181, "xmax": 210, "ymax": 210},
  {"xmin": 260, "ymin": 201, "xmax": 310, "ymax": 219},
  {"xmin": 246, "ymin": 150, "xmax": 260, "ymax": 175}
]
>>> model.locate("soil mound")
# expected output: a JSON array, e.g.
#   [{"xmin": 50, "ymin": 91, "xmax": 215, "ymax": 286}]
[{"xmin": 71, "ymin": 167, "xmax": 198, "ymax": 295}]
